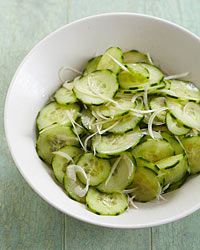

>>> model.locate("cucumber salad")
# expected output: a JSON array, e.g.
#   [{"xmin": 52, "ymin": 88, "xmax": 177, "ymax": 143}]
[{"xmin": 36, "ymin": 47, "xmax": 200, "ymax": 216}]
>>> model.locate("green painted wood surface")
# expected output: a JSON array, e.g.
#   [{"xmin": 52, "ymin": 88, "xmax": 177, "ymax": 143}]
[{"xmin": 1, "ymin": 1, "xmax": 200, "ymax": 249}]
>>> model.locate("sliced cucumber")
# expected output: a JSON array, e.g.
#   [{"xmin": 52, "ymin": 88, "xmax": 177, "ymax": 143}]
[
  {"xmin": 181, "ymin": 136, "xmax": 200, "ymax": 174},
  {"xmin": 81, "ymin": 109, "xmax": 96, "ymax": 132},
  {"xmin": 130, "ymin": 166, "xmax": 161, "ymax": 202},
  {"xmin": 83, "ymin": 56, "xmax": 102, "ymax": 75},
  {"xmin": 132, "ymin": 139, "xmax": 174, "ymax": 162},
  {"xmin": 161, "ymin": 131, "xmax": 184, "ymax": 154},
  {"xmin": 143, "ymin": 63, "xmax": 164, "ymax": 85},
  {"xmin": 155, "ymin": 154, "xmax": 183, "ymax": 170},
  {"xmin": 150, "ymin": 97, "xmax": 167, "ymax": 122},
  {"xmin": 118, "ymin": 63, "xmax": 149, "ymax": 89},
  {"xmin": 73, "ymin": 70, "xmax": 118, "ymax": 105},
  {"xmin": 64, "ymin": 172, "xmax": 86, "ymax": 203},
  {"xmin": 36, "ymin": 125, "xmax": 78, "ymax": 164},
  {"xmin": 52, "ymin": 146, "xmax": 83, "ymax": 183},
  {"xmin": 76, "ymin": 153, "xmax": 110, "ymax": 186},
  {"xmin": 54, "ymin": 87, "xmax": 77, "ymax": 105},
  {"xmin": 102, "ymin": 111, "xmax": 143, "ymax": 134},
  {"xmin": 97, "ymin": 153, "xmax": 135, "ymax": 193},
  {"xmin": 123, "ymin": 50, "xmax": 149, "ymax": 64},
  {"xmin": 86, "ymin": 188, "xmax": 128, "ymax": 215},
  {"xmin": 136, "ymin": 158, "xmax": 159, "ymax": 174},
  {"xmin": 91, "ymin": 98, "xmax": 136, "ymax": 118},
  {"xmin": 36, "ymin": 102, "xmax": 80, "ymax": 131},
  {"xmin": 166, "ymin": 112, "xmax": 190, "ymax": 135},
  {"xmin": 165, "ymin": 173, "xmax": 188, "ymax": 193},
  {"xmin": 97, "ymin": 47, "xmax": 123, "ymax": 74},
  {"xmin": 72, "ymin": 118, "xmax": 86, "ymax": 136},
  {"xmin": 95, "ymin": 153, "xmax": 115, "ymax": 159},
  {"xmin": 162, "ymin": 80, "xmax": 200, "ymax": 101},
  {"xmin": 166, "ymin": 98, "xmax": 200, "ymax": 131},
  {"xmin": 92, "ymin": 127, "xmax": 142, "ymax": 155},
  {"xmin": 153, "ymin": 125, "xmax": 169, "ymax": 132},
  {"xmin": 158, "ymin": 157, "xmax": 188, "ymax": 186}
]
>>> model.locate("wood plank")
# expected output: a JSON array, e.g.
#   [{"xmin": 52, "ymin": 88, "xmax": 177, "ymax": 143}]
[
  {"xmin": 68, "ymin": 0, "xmax": 200, "ymax": 34},
  {"xmin": 65, "ymin": 216, "xmax": 151, "ymax": 250},
  {"xmin": 0, "ymin": 1, "xmax": 67, "ymax": 249},
  {"xmin": 152, "ymin": 210, "xmax": 200, "ymax": 250},
  {"xmin": 68, "ymin": 0, "xmax": 182, "ymax": 24}
]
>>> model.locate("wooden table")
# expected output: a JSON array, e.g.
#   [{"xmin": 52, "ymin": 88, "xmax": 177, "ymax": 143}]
[{"xmin": 1, "ymin": 1, "xmax": 200, "ymax": 249}]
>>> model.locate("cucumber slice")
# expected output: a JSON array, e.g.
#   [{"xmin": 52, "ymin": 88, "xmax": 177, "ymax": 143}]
[
  {"xmin": 64, "ymin": 172, "xmax": 86, "ymax": 203},
  {"xmin": 143, "ymin": 63, "xmax": 164, "ymax": 85},
  {"xmin": 86, "ymin": 188, "xmax": 128, "ymax": 215},
  {"xmin": 136, "ymin": 158, "xmax": 159, "ymax": 174},
  {"xmin": 36, "ymin": 125, "xmax": 78, "ymax": 164},
  {"xmin": 130, "ymin": 166, "xmax": 161, "ymax": 202},
  {"xmin": 165, "ymin": 173, "xmax": 189, "ymax": 193},
  {"xmin": 181, "ymin": 136, "xmax": 200, "ymax": 174},
  {"xmin": 92, "ymin": 127, "xmax": 142, "ymax": 155},
  {"xmin": 155, "ymin": 154, "xmax": 183, "ymax": 170},
  {"xmin": 72, "ymin": 118, "xmax": 86, "ymax": 136},
  {"xmin": 119, "ymin": 63, "xmax": 163, "ymax": 90},
  {"xmin": 36, "ymin": 102, "xmax": 80, "ymax": 131},
  {"xmin": 81, "ymin": 109, "xmax": 96, "ymax": 132},
  {"xmin": 118, "ymin": 64, "xmax": 149, "ymax": 89},
  {"xmin": 102, "ymin": 111, "xmax": 143, "ymax": 134},
  {"xmin": 132, "ymin": 139, "xmax": 174, "ymax": 162},
  {"xmin": 158, "ymin": 157, "xmax": 188, "ymax": 186},
  {"xmin": 95, "ymin": 153, "xmax": 114, "ymax": 159},
  {"xmin": 122, "ymin": 81, "xmax": 166, "ymax": 94},
  {"xmin": 73, "ymin": 70, "xmax": 118, "ymax": 105},
  {"xmin": 97, "ymin": 47, "xmax": 123, "ymax": 74},
  {"xmin": 123, "ymin": 50, "xmax": 149, "ymax": 64},
  {"xmin": 163, "ymin": 80, "xmax": 200, "ymax": 101},
  {"xmin": 166, "ymin": 113, "xmax": 190, "ymax": 135},
  {"xmin": 54, "ymin": 87, "xmax": 77, "ymax": 104},
  {"xmin": 97, "ymin": 153, "xmax": 135, "ymax": 193},
  {"xmin": 76, "ymin": 153, "xmax": 111, "ymax": 186},
  {"xmin": 52, "ymin": 146, "xmax": 83, "ymax": 183},
  {"xmin": 153, "ymin": 125, "xmax": 169, "ymax": 132},
  {"xmin": 150, "ymin": 97, "xmax": 167, "ymax": 122},
  {"xmin": 91, "ymin": 98, "xmax": 136, "ymax": 118},
  {"xmin": 161, "ymin": 131, "xmax": 183, "ymax": 154},
  {"xmin": 83, "ymin": 56, "xmax": 102, "ymax": 75},
  {"xmin": 166, "ymin": 98, "xmax": 200, "ymax": 131}
]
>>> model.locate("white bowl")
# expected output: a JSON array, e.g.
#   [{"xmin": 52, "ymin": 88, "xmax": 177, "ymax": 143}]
[{"xmin": 4, "ymin": 13, "xmax": 200, "ymax": 228}]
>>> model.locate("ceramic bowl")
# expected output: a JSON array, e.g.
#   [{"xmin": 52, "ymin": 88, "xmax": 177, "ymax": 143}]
[{"xmin": 4, "ymin": 13, "xmax": 200, "ymax": 228}]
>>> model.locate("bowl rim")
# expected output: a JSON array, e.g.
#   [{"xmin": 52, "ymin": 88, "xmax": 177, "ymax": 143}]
[{"xmin": 4, "ymin": 12, "xmax": 200, "ymax": 229}]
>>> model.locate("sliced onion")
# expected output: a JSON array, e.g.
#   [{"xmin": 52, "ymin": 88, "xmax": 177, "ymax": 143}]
[
  {"xmin": 66, "ymin": 111, "xmax": 86, "ymax": 152},
  {"xmin": 108, "ymin": 54, "xmax": 129, "ymax": 72},
  {"xmin": 52, "ymin": 151, "xmax": 74, "ymax": 163},
  {"xmin": 67, "ymin": 164, "xmax": 89, "ymax": 197},
  {"xmin": 59, "ymin": 66, "xmax": 82, "ymax": 83},
  {"xmin": 148, "ymin": 107, "xmax": 168, "ymax": 139},
  {"xmin": 105, "ymin": 156, "xmax": 122, "ymax": 186},
  {"xmin": 143, "ymin": 85, "xmax": 150, "ymax": 110},
  {"xmin": 147, "ymin": 53, "xmax": 154, "ymax": 65},
  {"xmin": 84, "ymin": 131, "xmax": 98, "ymax": 151},
  {"xmin": 164, "ymin": 72, "xmax": 189, "ymax": 80},
  {"xmin": 99, "ymin": 120, "xmax": 120, "ymax": 135}
]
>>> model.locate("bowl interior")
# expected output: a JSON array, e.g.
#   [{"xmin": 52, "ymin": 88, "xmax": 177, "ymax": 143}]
[{"xmin": 5, "ymin": 13, "xmax": 200, "ymax": 228}]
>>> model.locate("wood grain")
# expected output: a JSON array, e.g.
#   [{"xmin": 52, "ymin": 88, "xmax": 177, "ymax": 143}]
[
  {"xmin": 65, "ymin": 216, "xmax": 151, "ymax": 250},
  {"xmin": 0, "ymin": 1, "xmax": 67, "ymax": 249},
  {"xmin": 152, "ymin": 210, "xmax": 200, "ymax": 250}
]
